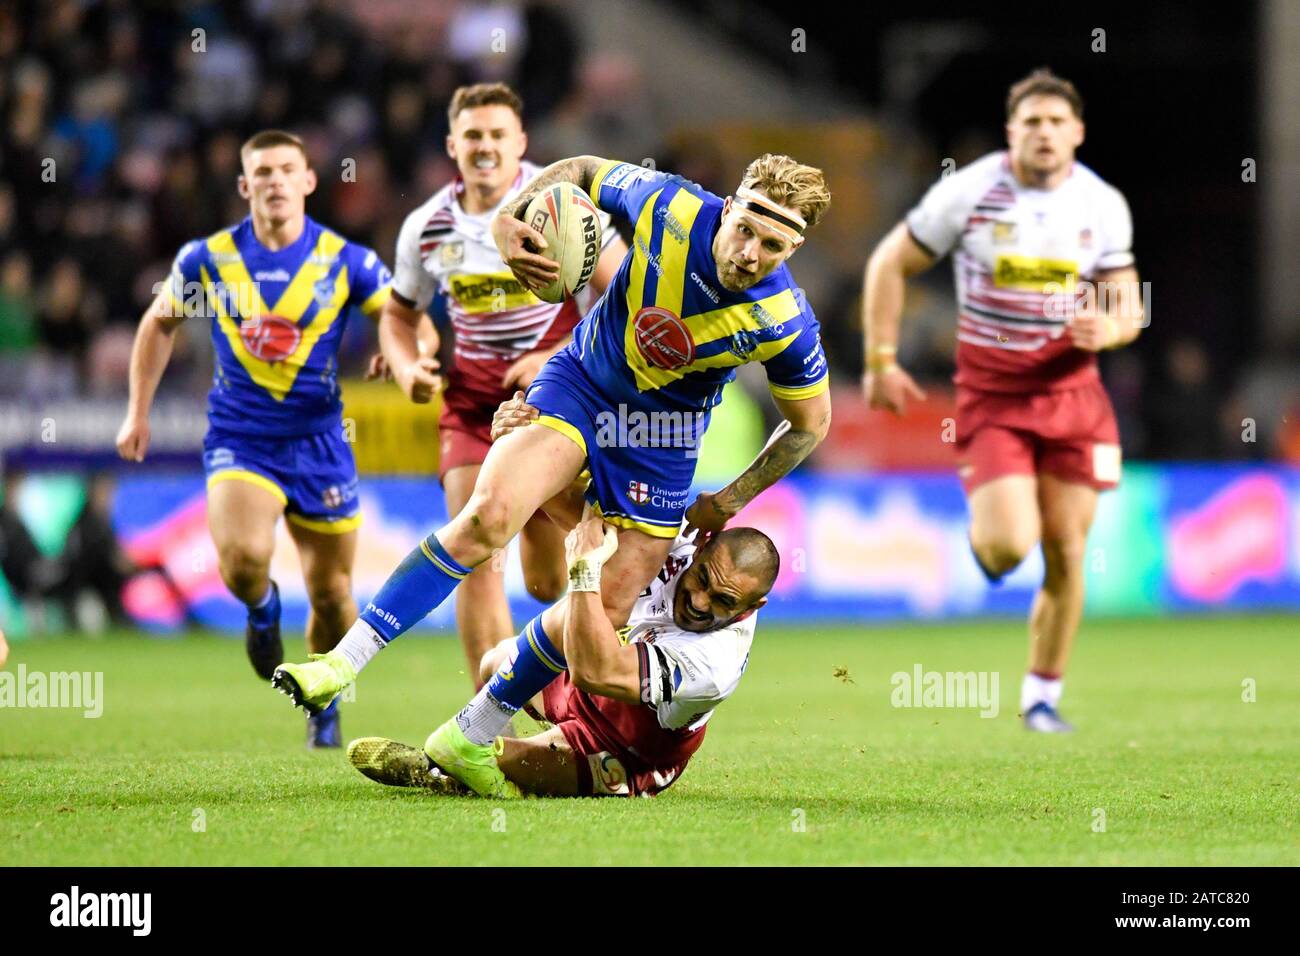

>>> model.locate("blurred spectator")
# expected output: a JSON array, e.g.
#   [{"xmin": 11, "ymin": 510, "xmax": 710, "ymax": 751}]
[
  {"xmin": 0, "ymin": 250, "xmax": 35, "ymax": 352},
  {"xmin": 61, "ymin": 472, "xmax": 135, "ymax": 627},
  {"xmin": 36, "ymin": 257, "xmax": 103, "ymax": 357},
  {"xmin": 1146, "ymin": 338, "xmax": 1222, "ymax": 460}
]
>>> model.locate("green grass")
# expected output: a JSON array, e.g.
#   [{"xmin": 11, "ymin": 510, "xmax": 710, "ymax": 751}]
[{"xmin": 1, "ymin": 616, "xmax": 1297, "ymax": 866}]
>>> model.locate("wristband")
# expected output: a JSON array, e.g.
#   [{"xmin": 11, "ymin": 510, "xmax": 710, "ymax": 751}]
[
  {"xmin": 867, "ymin": 343, "xmax": 899, "ymax": 373},
  {"xmin": 568, "ymin": 558, "xmax": 602, "ymax": 593}
]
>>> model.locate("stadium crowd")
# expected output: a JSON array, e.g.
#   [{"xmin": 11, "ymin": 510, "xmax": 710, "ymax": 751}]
[{"xmin": 0, "ymin": 0, "xmax": 1296, "ymax": 462}]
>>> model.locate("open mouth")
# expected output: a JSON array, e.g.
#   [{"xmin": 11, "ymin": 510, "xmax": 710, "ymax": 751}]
[
  {"xmin": 473, "ymin": 156, "xmax": 499, "ymax": 170},
  {"xmin": 683, "ymin": 605, "xmax": 711, "ymax": 626}
]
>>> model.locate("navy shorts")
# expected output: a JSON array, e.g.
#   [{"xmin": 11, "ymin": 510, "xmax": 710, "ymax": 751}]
[
  {"xmin": 202, "ymin": 425, "xmax": 361, "ymax": 534},
  {"xmin": 525, "ymin": 346, "xmax": 698, "ymax": 539}
]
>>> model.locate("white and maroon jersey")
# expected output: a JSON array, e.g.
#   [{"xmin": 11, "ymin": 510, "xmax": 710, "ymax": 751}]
[
  {"xmin": 624, "ymin": 534, "xmax": 756, "ymax": 732},
  {"xmin": 392, "ymin": 161, "xmax": 618, "ymax": 404},
  {"xmin": 906, "ymin": 151, "xmax": 1135, "ymax": 393}
]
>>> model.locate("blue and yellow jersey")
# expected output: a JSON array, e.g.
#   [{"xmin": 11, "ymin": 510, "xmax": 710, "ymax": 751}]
[
  {"xmin": 577, "ymin": 160, "xmax": 829, "ymax": 416},
  {"xmin": 167, "ymin": 215, "xmax": 391, "ymax": 437}
]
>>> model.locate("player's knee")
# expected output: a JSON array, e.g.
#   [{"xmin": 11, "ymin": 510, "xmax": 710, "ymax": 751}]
[
  {"xmin": 1040, "ymin": 531, "xmax": 1087, "ymax": 576},
  {"xmin": 523, "ymin": 565, "xmax": 567, "ymax": 604},
  {"xmin": 457, "ymin": 492, "xmax": 513, "ymax": 551},
  {"xmin": 217, "ymin": 543, "xmax": 272, "ymax": 593},
  {"xmin": 971, "ymin": 531, "xmax": 1034, "ymax": 576},
  {"xmin": 305, "ymin": 572, "xmax": 353, "ymax": 615}
]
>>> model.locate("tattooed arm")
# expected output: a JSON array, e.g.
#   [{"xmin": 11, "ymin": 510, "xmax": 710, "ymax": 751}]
[
  {"xmin": 491, "ymin": 156, "xmax": 608, "ymax": 292},
  {"xmin": 685, "ymin": 390, "xmax": 833, "ymax": 535}
]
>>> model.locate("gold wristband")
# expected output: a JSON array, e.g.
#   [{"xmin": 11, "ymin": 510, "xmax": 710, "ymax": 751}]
[{"xmin": 867, "ymin": 344, "xmax": 898, "ymax": 373}]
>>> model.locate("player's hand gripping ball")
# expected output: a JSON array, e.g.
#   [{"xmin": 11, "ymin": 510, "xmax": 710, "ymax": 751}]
[{"xmin": 521, "ymin": 182, "xmax": 602, "ymax": 304}]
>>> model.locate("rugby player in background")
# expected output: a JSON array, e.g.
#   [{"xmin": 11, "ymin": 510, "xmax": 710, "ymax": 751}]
[
  {"xmin": 376, "ymin": 83, "xmax": 625, "ymax": 688},
  {"xmin": 861, "ymin": 69, "xmax": 1144, "ymax": 731},
  {"xmin": 116, "ymin": 131, "xmax": 392, "ymax": 747}
]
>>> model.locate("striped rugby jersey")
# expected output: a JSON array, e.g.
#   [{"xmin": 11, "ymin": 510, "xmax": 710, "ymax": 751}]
[
  {"xmin": 625, "ymin": 531, "xmax": 754, "ymax": 732},
  {"xmin": 576, "ymin": 160, "xmax": 829, "ymax": 424},
  {"xmin": 392, "ymin": 161, "xmax": 617, "ymax": 404},
  {"xmin": 167, "ymin": 216, "xmax": 391, "ymax": 436},
  {"xmin": 906, "ymin": 151, "xmax": 1134, "ymax": 393}
]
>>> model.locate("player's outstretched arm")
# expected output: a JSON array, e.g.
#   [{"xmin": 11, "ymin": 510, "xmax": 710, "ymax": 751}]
[
  {"xmin": 861, "ymin": 222, "xmax": 935, "ymax": 415},
  {"xmin": 115, "ymin": 291, "xmax": 184, "ymax": 462},
  {"xmin": 377, "ymin": 292, "xmax": 441, "ymax": 403},
  {"xmin": 687, "ymin": 392, "xmax": 833, "ymax": 535},
  {"xmin": 562, "ymin": 511, "xmax": 642, "ymax": 704}
]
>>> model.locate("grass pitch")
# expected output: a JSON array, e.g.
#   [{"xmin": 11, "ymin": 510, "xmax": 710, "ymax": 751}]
[{"xmin": 2, "ymin": 615, "xmax": 1296, "ymax": 866}]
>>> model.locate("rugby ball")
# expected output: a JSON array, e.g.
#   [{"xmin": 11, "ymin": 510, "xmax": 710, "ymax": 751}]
[{"xmin": 524, "ymin": 182, "xmax": 601, "ymax": 304}]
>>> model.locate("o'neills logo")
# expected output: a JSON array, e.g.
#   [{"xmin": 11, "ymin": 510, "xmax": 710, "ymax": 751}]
[
  {"xmin": 50, "ymin": 886, "xmax": 151, "ymax": 936},
  {"xmin": 240, "ymin": 313, "xmax": 301, "ymax": 361},
  {"xmin": 633, "ymin": 306, "xmax": 694, "ymax": 370}
]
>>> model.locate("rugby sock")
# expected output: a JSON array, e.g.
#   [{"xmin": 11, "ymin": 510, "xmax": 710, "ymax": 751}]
[
  {"xmin": 1021, "ymin": 671, "xmax": 1063, "ymax": 712},
  {"xmin": 357, "ymin": 533, "xmax": 472, "ymax": 642},
  {"xmin": 456, "ymin": 615, "xmax": 566, "ymax": 746},
  {"xmin": 247, "ymin": 580, "xmax": 280, "ymax": 629},
  {"xmin": 330, "ymin": 618, "xmax": 386, "ymax": 675}
]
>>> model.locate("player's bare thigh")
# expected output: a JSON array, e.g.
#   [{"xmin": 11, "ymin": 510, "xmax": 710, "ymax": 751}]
[
  {"xmin": 519, "ymin": 510, "xmax": 569, "ymax": 603},
  {"xmin": 206, "ymin": 477, "xmax": 283, "ymax": 597},
  {"xmin": 476, "ymin": 528, "xmax": 675, "ymax": 664},
  {"xmin": 968, "ymin": 474, "xmax": 1041, "ymax": 575},
  {"xmin": 497, "ymin": 727, "xmax": 581, "ymax": 796},
  {"xmin": 537, "ymin": 525, "xmax": 674, "ymax": 645},
  {"xmin": 438, "ymin": 421, "xmax": 586, "ymax": 561}
]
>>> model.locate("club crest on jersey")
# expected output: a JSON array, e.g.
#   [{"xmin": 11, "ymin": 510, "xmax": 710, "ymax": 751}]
[
  {"xmin": 628, "ymin": 480, "xmax": 650, "ymax": 504},
  {"xmin": 312, "ymin": 276, "xmax": 336, "ymax": 308},
  {"xmin": 992, "ymin": 221, "xmax": 1017, "ymax": 244},
  {"xmin": 322, "ymin": 485, "xmax": 343, "ymax": 509},
  {"xmin": 440, "ymin": 241, "xmax": 465, "ymax": 267},
  {"xmin": 239, "ymin": 314, "xmax": 301, "ymax": 362},
  {"xmin": 633, "ymin": 306, "xmax": 695, "ymax": 370},
  {"xmin": 727, "ymin": 328, "xmax": 760, "ymax": 361},
  {"xmin": 1079, "ymin": 227, "xmax": 1094, "ymax": 249}
]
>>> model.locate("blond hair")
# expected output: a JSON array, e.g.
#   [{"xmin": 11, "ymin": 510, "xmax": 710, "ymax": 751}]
[{"xmin": 739, "ymin": 154, "xmax": 831, "ymax": 230}]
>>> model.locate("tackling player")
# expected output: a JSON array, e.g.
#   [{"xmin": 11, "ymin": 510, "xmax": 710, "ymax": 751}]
[
  {"xmin": 380, "ymin": 83, "xmax": 625, "ymax": 687},
  {"xmin": 348, "ymin": 507, "xmax": 776, "ymax": 798},
  {"xmin": 861, "ymin": 69, "xmax": 1144, "ymax": 731},
  {"xmin": 116, "ymin": 130, "xmax": 391, "ymax": 748},
  {"xmin": 273, "ymin": 153, "xmax": 833, "ymax": 773}
]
